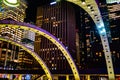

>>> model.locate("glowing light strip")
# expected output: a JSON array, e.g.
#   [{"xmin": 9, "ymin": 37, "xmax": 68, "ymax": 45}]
[
  {"xmin": 0, "ymin": 20, "xmax": 80, "ymax": 80},
  {"xmin": 3, "ymin": 0, "xmax": 19, "ymax": 7},
  {"xmin": 0, "ymin": 37, "xmax": 52, "ymax": 80},
  {"xmin": 50, "ymin": 1, "xmax": 57, "ymax": 5},
  {"xmin": 106, "ymin": 0, "xmax": 120, "ymax": 4}
]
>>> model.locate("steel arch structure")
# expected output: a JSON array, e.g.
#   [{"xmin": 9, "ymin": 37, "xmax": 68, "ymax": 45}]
[
  {"xmin": 0, "ymin": 37, "xmax": 52, "ymax": 80},
  {"xmin": 0, "ymin": 20, "xmax": 80, "ymax": 80},
  {"xmin": 65, "ymin": 0, "xmax": 115, "ymax": 79}
]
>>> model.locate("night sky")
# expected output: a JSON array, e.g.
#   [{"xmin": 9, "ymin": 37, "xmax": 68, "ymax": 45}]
[
  {"xmin": 25, "ymin": 0, "xmax": 52, "ymax": 23},
  {"xmin": 24, "ymin": 0, "xmax": 105, "ymax": 23}
]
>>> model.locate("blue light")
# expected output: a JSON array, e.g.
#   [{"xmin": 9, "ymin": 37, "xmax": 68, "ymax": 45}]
[
  {"xmin": 50, "ymin": 1, "xmax": 57, "ymax": 5},
  {"xmin": 25, "ymin": 74, "xmax": 31, "ymax": 80},
  {"xmin": 97, "ymin": 23, "xmax": 104, "ymax": 29},
  {"xmin": 100, "ymin": 28, "xmax": 106, "ymax": 34},
  {"xmin": 97, "ymin": 25, "xmax": 103, "ymax": 28}
]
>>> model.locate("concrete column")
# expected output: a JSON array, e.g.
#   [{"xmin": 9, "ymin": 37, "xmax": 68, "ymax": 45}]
[
  {"xmin": 7, "ymin": 74, "xmax": 10, "ymax": 80},
  {"xmin": 18, "ymin": 74, "xmax": 22, "ymax": 80},
  {"xmin": 66, "ymin": 75, "xmax": 69, "ymax": 80},
  {"xmin": 86, "ymin": 75, "xmax": 90, "ymax": 80}
]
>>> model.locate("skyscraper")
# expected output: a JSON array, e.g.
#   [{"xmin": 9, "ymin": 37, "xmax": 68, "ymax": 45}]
[
  {"xmin": 0, "ymin": 0, "xmax": 35, "ymax": 70},
  {"xmin": 76, "ymin": 6, "xmax": 105, "ymax": 69},
  {"xmin": 107, "ymin": 2, "xmax": 120, "ymax": 68},
  {"xmin": 0, "ymin": 0, "xmax": 27, "ymax": 22},
  {"xmin": 79, "ymin": 0, "xmax": 120, "ymax": 70},
  {"xmin": 36, "ymin": 1, "xmax": 77, "ymax": 72}
]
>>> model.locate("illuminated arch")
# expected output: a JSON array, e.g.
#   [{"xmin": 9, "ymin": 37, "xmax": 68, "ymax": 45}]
[
  {"xmin": 0, "ymin": 20, "xmax": 80, "ymax": 80},
  {"xmin": 0, "ymin": 37, "xmax": 52, "ymax": 80},
  {"xmin": 65, "ymin": 0, "xmax": 115, "ymax": 79}
]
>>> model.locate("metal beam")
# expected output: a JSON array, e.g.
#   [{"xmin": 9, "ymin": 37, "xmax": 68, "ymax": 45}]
[
  {"xmin": 0, "ymin": 20, "xmax": 80, "ymax": 80},
  {"xmin": 66, "ymin": 0, "xmax": 115, "ymax": 79}
]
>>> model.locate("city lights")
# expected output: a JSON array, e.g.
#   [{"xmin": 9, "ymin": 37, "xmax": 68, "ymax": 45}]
[{"xmin": 0, "ymin": 0, "xmax": 119, "ymax": 79}]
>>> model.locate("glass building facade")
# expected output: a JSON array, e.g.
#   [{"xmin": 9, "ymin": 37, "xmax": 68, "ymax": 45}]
[
  {"xmin": 36, "ymin": 1, "xmax": 77, "ymax": 72},
  {"xmin": 0, "ymin": 0, "xmax": 36, "ymax": 71},
  {"xmin": 0, "ymin": 0, "xmax": 27, "ymax": 22}
]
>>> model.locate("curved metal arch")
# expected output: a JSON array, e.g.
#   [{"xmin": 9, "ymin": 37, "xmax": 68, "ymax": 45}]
[
  {"xmin": 0, "ymin": 37, "xmax": 52, "ymax": 80},
  {"xmin": 66, "ymin": 0, "xmax": 115, "ymax": 79},
  {"xmin": 0, "ymin": 20, "xmax": 80, "ymax": 80}
]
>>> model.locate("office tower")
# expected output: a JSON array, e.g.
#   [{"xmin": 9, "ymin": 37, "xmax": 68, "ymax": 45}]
[
  {"xmin": 0, "ymin": 0, "xmax": 35, "ymax": 70},
  {"xmin": 0, "ymin": 0, "xmax": 27, "ymax": 22},
  {"xmin": 22, "ymin": 30, "xmax": 35, "ymax": 50},
  {"xmin": 36, "ymin": 1, "xmax": 77, "ymax": 72},
  {"xmin": 77, "ymin": 0, "xmax": 110, "ymax": 69},
  {"xmin": 107, "ymin": 2, "xmax": 120, "ymax": 67},
  {"xmin": 0, "ymin": 41, "xmax": 19, "ymax": 69},
  {"xmin": 76, "ymin": 7, "xmax": 105, "ymax": 69},
  {"xmin": 0, "ymin": 0, "xmax": 27, "ymax": 43},
  {"xmin": 79, "ymin": 0, "xmax": 120, "ymax": 69}
]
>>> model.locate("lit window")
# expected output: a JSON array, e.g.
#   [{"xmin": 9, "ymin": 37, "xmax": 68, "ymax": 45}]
[
  {"xmin": 52, "ymin": 64, "xmax": 54, "ymax": 67},
  {"xmin": 113, "ymin": 51, "xmax": 115, "ymax": 54},
  {"xmin": 96, "ymin": 52, "xmax": 98, "ymax": 55}
]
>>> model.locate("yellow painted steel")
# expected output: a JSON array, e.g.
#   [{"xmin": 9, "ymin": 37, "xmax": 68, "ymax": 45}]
[
  {"xmin": 66, "ymin": 75, "xmax": 69, "ymax": 80},
  {"xmin": 0, "ymin": 37, "xmax": 52, "ymax": 80},
  {"xmin": 66, "ymin": 0, "xmax": 115, "ymax": 79},
  {"xmin": 0, "ymin": 24, "xmax": 80, "ymax": 80}
]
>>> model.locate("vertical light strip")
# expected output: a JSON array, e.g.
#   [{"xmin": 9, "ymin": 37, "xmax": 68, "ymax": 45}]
[{"xmin": 106, "ymin": 0, "xmax": 120, "ymax": 4}]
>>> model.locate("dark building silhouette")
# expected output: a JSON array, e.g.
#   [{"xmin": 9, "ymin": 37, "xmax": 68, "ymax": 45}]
[
  {"xmin": 35, "ymin": 1, "xmax": 77, "ymax": 73},
  {"xmin": 79, "ymin": 0, "xmax": 120, "ymax": 70},
  {"xmin": 107, "ymin": 2, "xmax": 120, "ymax": 68},
  {"xmin": 75, "ymin": 5, "xmax": 105, "ymax": 69}
]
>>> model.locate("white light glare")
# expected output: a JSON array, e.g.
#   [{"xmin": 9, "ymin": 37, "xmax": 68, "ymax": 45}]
[
  {"xmin": 82, "ymin": 2, "xmax": 86, "ymax": 5},
  {"xmin": 3, "ymin": 0, "xmax": 19, "ymax": 7},
  {"xmin": 6, "ymin": 0, "xmax": 17, "ymax": 4},
  {"xmin": 97, "ymin": 25, "xmax": 102, "ymax": 28},
  {"xmin": 50, "ymin": 1, "xmax": 57, "ymax": 5}
]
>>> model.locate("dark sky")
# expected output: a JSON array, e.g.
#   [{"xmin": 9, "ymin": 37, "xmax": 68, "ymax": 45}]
[
  {"xmin": 24, "ymin": 0, "xmax": 104, "ymax": 23},
  {"xmin": 25, "ymin": 0, "xmax": 52, "ymax": 23}
]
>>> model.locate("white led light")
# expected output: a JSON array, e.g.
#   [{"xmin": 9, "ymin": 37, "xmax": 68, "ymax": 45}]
[
  {"xmin": 50, "ymin": 1, "xmax": 57, "ymax": 5},
  {"xmin": 6, "ymin": 0, "xmax": 17, "ymax": 4},
  {"xmin": 82, "ymin": 2, "xmax": 86, "ymax": 5}
]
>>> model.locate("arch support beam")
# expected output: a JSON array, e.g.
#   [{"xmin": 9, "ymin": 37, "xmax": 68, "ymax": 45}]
[
  {"xmin": 0, "ymin": 20, "xmax": 80, "ymax": 80},
  {"xmin": 66, "ymin": 0, "xmax": 115, "ymax": 79},
  {"xmin": 0, "ymin": 37, "xmax": 52, "ymax": 80}
]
